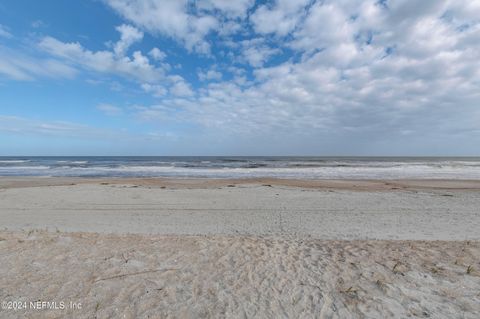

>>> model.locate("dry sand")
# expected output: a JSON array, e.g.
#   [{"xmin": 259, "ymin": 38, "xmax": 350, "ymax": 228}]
[
  {"xmin": 0, "ymin": 231, "xmax": 479, "ymax": 318},
  {"xmin": 0, "ymin": 178, "xmax": 479, "ymax": 318},
  {"xmin": 0, "ymin": 178, "xmax": 479, "ymax": 239}
]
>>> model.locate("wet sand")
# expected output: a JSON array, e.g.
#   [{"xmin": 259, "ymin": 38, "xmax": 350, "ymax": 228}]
[{"xmin": 2, "ymin": 176, "xmax": 480, "ymax": 191}]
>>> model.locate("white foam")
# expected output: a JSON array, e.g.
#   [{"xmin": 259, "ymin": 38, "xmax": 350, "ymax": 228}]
[
  {"xmin": 0, "ymin": 160, "xmax": 30, "ymax": 163},
  {"xmin": 56, "ymin": 161, "xmax": 88, "ymax": 164},
  {"xmin": 48, "ymin": 163, "xmax": 480, "ymax": 179},
  {"xmin": 2, "ymin": 159, "xmax": 480, "ymax": 179},
  {"xmin": 0, "ymin": 166, "xmax": 50, "ymax": 170}
]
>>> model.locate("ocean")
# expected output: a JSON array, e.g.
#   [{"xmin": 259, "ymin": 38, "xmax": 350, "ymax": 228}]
[{"xmin": 1, "ymin": 156, "xmax": 480, "ymax": 179}]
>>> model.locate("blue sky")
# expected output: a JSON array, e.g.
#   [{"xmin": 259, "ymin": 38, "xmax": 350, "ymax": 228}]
[{"xmin": 0, "ymin": 0, "xmax": 479, "ymax": 156}]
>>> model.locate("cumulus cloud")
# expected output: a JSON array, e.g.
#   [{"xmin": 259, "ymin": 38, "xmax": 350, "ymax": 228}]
[
  {"xmin": 250, "ymin": 0, "xmax": 310, "ymax": 36},
  {"xmin": 121, "ymin": 0, "xmax": 480, "ymax": 154},
  {"xmin": 36, "ymin": 23, "xmax": 198, "ymax": 101},
  {"xmin": 290, "ymin": 2, "xmax": 353, "ymax": 54},
  {"xmin": 38, "ymin": 36, "xmax": 165, "ymax": 83},
  {"xmin": 113, "ymin": 24, "xmax": 143, "ymax": 56},
  {"xmin": 169, "ymin": 76, "xmax": 194, "ymax": 97},
  {"xmin": 243, "ymin": 46, "xmax": 280, "ymax": 67},
  {"xmin": 103, "ymin": 0, "xmax": 258, "ymax": 53},
  {"xmin": 196, "ymin": 0, "xmax": 254, "ymax": 18},
  {"xmin": 240, "ymin": 39, "xmax": 281, "ymax": 67},
  {"xmin": 103, "ymin": 0, "xmax": 218, "ymax": 53},
  {"xmin": 198, "ymin": 68, "xmax": 222, "ymax": 81},
  {"xmin": 141, "ymin": 83, "xmax": 167, "ymax": 97},
  {"xmin": 4, "ymin": 0, "xmax": 480, "ymax": 154},
  {"xmin": 148, "ymin": 47, "xmax": 166, "ymax": 61}
]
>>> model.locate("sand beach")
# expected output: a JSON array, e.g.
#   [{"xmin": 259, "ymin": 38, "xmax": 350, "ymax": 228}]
[{"xmin": 0, "ymin": 177, "xmax": 479, "ymax": 318}]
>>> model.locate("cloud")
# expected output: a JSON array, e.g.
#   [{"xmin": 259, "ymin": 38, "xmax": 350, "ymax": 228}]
[
  {"xmin": 250, "ymin": 0, "xmax": 310, "ymax": 36},
  {"xmin": 148, "ymin": 47, "xmax": 166, "ymax": 61},
  {"xmin": 141, "ymin": 83, "xmax": 167, "ymax": 97},
  {"xmin": 97, "ymin": 103, "xmax": 124, "ymax": 116},
  {"xmin": 198, "ymin": 68, "xmax": 222, "ymax": 81},
  {"xmin": 38, "ymin": 36, "xmax": 165, "ymax": 83},
  {"xmin": 0, "ymin": 115, "xmax": 109, "ymax": 138},
  {"xmin": 37, "ymin": 24, "xmax": 197, "ymax": 98},
  {"xmin": 103, "ymin": 0, "xmax": 257, "ymax": 53},
  {"xmin": 124, "ymin": 0, "xmax": 480, "ymax": 154},
  {"xmin": 0, "ymin": 24, "xmax": 13, "ymax": 38},
  {"xmin": 4, "ymin": 0, "xmax": 480, "ymax": 154},
  {"xmin": 197, "ymin": 0, "xmax": 254, "ymax": 18},
  {"xmin": 31, "ymin": 20, "xmax": 46, "ymax": 29},
  {"xmin": 169, "ymin": 76, "xmax": 194, "ymax": 97},
  {"xmin": 103, "ymin": 0, "xmax": 218, "ymax": 53},
  {"xmin": 113, "ymin": 24, "xmax": 143, "ymax": 56},
  {"xmin": 243, "ymin": 47, "xmax": 278, "ymax": 67},
  {"xmin": 290, "ymin": 2, "xmax": 354, "ymax": 55},
  {"xmin": 0, "ymin": 45, "xmax": 77, "ymax": 81},
  {"xmin": 241, "ymin": 39, "xmax": 281, "ymax": 67}
]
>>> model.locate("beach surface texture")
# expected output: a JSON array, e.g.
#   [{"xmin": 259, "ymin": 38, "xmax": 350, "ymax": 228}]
[{"xmin": 0, "ymin": 178, "xmax": 479, "ymax": 318}]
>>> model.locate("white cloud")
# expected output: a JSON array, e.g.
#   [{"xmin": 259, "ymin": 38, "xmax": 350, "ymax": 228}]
[
  {"xmin": 250, "ymin": 0, "xmax": 310, "ymax": 36},
  {"xmin": 217, "ymin": 20, "xmax": 244, "ymax": 37},
  {"xmin": 0, "ymin": 24, "xmax": 13, "ymax": 38},
  {"xmin": 104, "ymin": 0, "xmax": 218, "ymax": 53},
  {"xmin": 103, "ymin": 0, "xmax": 257, "ymax": 53},
  {"xmin": 37, "ymin": 24, "xmax": 200, "ymax": 99},
  {"xmin": 97, "ymin": 103, "xmax": 124, "ymax": 116},
  {"xmin": 141, "ymin": 83, "xmax": 167, "ymax": 97},
  {"xmin": 197, "ymin": 0, "xmax": 254, "ymax": 18},
  {"xmin": 169, "ymin": 76, "xmax": 194, "ymax": 97},
  {"xmin": 31, "ymin": 20, "xmax": 46, "ymax": 29},
  {"xmin": 4, "ymin": 0, "xmax": 480, "ymax": 154},
  {"xmin": 240, "ymin": 39, "xmax": 281, "ymax": 67},
  {"xmin": 148, "ymin": 47, "xmax": 166, "ymax": 61},
  {"xmin": 113, "ymin": 24, "xmax": 143, "ymax": 56},
  {"xmin": 243, "ymin": 45, "xmax": 280, "ymax": 67},
  {"xmin": 126, "ymin": 0, "xmax": 480, "ymax": 155},
  {"xmin": 198, "ymin": 68, "xmax": 222, "ymax": 81},
  {"xmin": 0, "ymin": 115, "xmax": 108, "ymax": 138},
  {"xmin": 291, "ymin": 2, "xmax": 353, "ymax": 54},
  {"xmin": 38, "ymin": 36, "xmax": 165, "ymax": 83},
  {"xmin": 0, "ymin": 46, "xmax": 77, "ymax": 81}
]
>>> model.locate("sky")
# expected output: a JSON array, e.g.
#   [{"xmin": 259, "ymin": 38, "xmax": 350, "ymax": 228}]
[{"xmin": 0, "ymin": 0, "xmax": 479, "ymax": 156}]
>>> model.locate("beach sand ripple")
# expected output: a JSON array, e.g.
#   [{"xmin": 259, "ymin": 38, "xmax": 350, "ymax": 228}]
[{"xmin": 0, "ymin": 231, "xmax": 479, "ymax": 319}]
